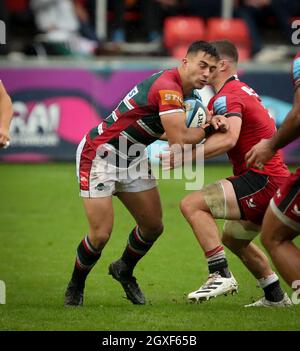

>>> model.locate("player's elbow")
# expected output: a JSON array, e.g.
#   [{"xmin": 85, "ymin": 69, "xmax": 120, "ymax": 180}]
[{"xmin": 228, "ymin": 139, "xmax": 238, "ymax": 150}]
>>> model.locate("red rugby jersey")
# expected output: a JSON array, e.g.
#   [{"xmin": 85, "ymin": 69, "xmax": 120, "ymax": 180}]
[
  {"xmin": 208, "ymin": 76, "xmax": 290, "ymax": 177},
  {"xmin": 86, "ymin": 68, "xmax": 185, "ymax": 151}
]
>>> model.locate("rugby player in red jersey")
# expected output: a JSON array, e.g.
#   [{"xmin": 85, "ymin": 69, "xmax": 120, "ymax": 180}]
[
  {"xmin": 180, "ymin": 40, "xmax": 292, "ymax": 306},
  {"xmin": 245, "ymin": 52, "xmax": 300, "ymax": 291},
  {"xmin": 64, "ymin": 41, "xmax": 228, "ymax": 306}
]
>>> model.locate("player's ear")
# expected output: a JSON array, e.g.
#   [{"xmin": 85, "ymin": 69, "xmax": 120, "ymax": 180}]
[
  {"xmin": 219, "ymin": 60, "xmax": 227, "ymax": 72},
  {"xmin": 182, "ymin": 57, "xmax": 188, "ymax": 66}
]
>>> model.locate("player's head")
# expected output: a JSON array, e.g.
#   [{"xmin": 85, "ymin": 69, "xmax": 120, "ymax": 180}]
[
  {"xmin": 179, "ymin": 41, "xmax": 219, "ymax": 93},
  {"xmin": 211, "ymin": 40, "xmax": 239, "ymax": 64},
  {"xmin": 208, "ymin": 40, "xmax": 238, "ymax": 85}
]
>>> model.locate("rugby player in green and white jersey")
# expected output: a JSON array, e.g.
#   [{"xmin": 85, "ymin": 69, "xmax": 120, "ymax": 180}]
[{"xmin": 65, "ymin": 41, "xmax": 227, "ymax": 306}]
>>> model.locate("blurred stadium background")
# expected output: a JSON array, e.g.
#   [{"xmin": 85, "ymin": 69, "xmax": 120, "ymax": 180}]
[
  {"xmin": 1, "ymin": 0, "xmax": 300, "ymax": 163},
  {"xmin": 0, "ymin": 0, "xmax": 300, "ymax": 331}
]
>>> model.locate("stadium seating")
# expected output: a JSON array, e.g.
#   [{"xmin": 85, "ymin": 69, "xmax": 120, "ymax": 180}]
[
  {"xmin": 206, "ymin": 17, "xmax": 251, "ymax": 61},
  {"xmin": 163, "ymin": 16, "xmax": 206, "ymax": 57},
  {"xmin": 171, "ymin": 44, "xmax": 190, "ymax": 59},
  {"xmin": 163, "ymin": 16, "xmax": 251, "ymax": 61}
]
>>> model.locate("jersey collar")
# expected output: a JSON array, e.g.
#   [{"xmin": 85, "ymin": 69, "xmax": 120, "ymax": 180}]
[
  {"xmin": 174, "ymin": 67, "xmax": 183, "ymax": 87},
  {"xmin": 218, "ymin": 75, "xmax": 238, "ymax": 93}
]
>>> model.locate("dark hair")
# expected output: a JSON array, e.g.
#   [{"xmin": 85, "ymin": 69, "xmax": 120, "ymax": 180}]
[
  {"xmin": 187, "ymin": 41, "xmax": 220, "ymax": 60},
  {"xmin": 210, "ymin": 40, "xmax": 238, "ymax": 63}
]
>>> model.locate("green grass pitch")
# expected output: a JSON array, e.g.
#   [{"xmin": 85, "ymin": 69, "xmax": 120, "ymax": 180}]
[{"xmin": 0, "ymin": 163, "xmax": 299, "ymax": 331}]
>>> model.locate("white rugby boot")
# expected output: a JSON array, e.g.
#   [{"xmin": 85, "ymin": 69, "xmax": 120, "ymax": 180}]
[
  {"xmin": 187, "ymin": 272, "xmax": 238, "ymax": 303},
  {"xmin": 245, "ymin": 293, "xmax": 292, "ymax": 307}
]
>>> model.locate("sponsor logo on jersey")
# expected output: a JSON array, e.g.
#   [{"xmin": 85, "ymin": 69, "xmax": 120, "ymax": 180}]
[
  {"xmin": 159, "ymin": 90, "xmax": 183, "ymax": 106},
  {"xmin": 213, "ymin": 96, "xmax": 227, "ymax": 115}
]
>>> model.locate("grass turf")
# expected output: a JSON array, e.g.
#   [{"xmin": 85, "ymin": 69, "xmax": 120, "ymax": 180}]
[{"xmin": 0, "ymin": 163, "xmax": 299, "ymax": 331}]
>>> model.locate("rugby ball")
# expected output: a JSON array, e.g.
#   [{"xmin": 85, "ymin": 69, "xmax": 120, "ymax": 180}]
[{"xmin": 184, "ymin": 95, "xmax": 207, "ymax": 128}]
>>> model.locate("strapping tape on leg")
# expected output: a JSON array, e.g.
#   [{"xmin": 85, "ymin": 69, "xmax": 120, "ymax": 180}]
[{"xmin": 202, "ymin": 181, "xmax": 227, "ymax": 218}]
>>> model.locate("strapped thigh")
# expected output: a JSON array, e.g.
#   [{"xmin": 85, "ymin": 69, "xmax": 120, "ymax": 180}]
[{"xmin": 202, "ymin": 181, "xmax": 227, "ymax": 218}]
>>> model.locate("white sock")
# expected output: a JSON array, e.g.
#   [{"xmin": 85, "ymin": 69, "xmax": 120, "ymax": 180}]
[{"xmin": 258, "ymin": 272, "xmax": 279, "ymax": 289}]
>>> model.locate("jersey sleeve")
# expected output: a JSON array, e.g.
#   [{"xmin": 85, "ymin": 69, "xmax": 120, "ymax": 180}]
[
  {"xmin": 212, "ymin": 94, "xmax": 244, "ymax": 118},
  {"xmin": 151, "ymin": 80, "xmax": 184, "ymax": 116},
  {"xmin": 292, "ymin": 53, "xmax": 300, "ymax": 90}
]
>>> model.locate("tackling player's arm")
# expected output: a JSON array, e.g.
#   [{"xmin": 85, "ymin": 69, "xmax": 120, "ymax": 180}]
[
  {"xmin": 159, "ymin": 113, "xmax": 227, "ymax": 142},
  {"xmin": 160, "ymin": 112, "xmax": 228, "ymax": 147},
  {"xmin": 0, "ymin": 81, "xmax": 13, "ymax": 148},
  {"xmin": 158, "ymin": 114, "xmax": 230, "ymax": 169},
  {"xmin": 202, "ymin": 94, "xmax": 243, "ymax": 158},
  {"xmin": 203, "ymin": 116, "xmax": 241, "ymax": 159}
]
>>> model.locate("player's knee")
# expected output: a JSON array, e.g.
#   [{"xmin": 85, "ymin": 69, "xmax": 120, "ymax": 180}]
[
  {"xmin": 180, "ymin": 196, "xmax": 201, "ymax": 219},
  {"xmin": 222, "ymin": 221, "xmax": 237, "ymax": 246},
  {"xmin": 89, "ymin": 224, "xmax": 112, "ymax": 247},
  {"xmin": 95, "ymin": 231, "xmax": 112, "ymax": 247},
  {"xmin": 223, "ymin": 220, "xmax": 258, "ymax": 241},
  {"xmin": 180, "ymin": 197, "xmax": 191, "ymax": 218},
  {"xmin": 260, "ymin": 229, "xmax": 275, "ymax": 251},
  {"xmin": 149, "ymin": 223, "xmax": 164, "ymax": 236},
  {"xmin": 140, "ymin": 222, "xmax": 164, "ymax": 240}
]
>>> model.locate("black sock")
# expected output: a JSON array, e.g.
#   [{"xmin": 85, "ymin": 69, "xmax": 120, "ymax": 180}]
[
  {"xmin": 264, "ymin": 280, "xmax": 284, "ymax": 302},
  {"xmin": 121, "ymin": 226, "xmax": 155, "ymax": 272},
  {"xmin": 208, "ymin": 259, "xmax": 231, "ymax": 278},
  {"xmin": 71, "ymin": 235, "xmax": 101, "ymax": 291},
  {"xmin": 206, "ymin": 246, "xmax": 231, "ymax": 278}
]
